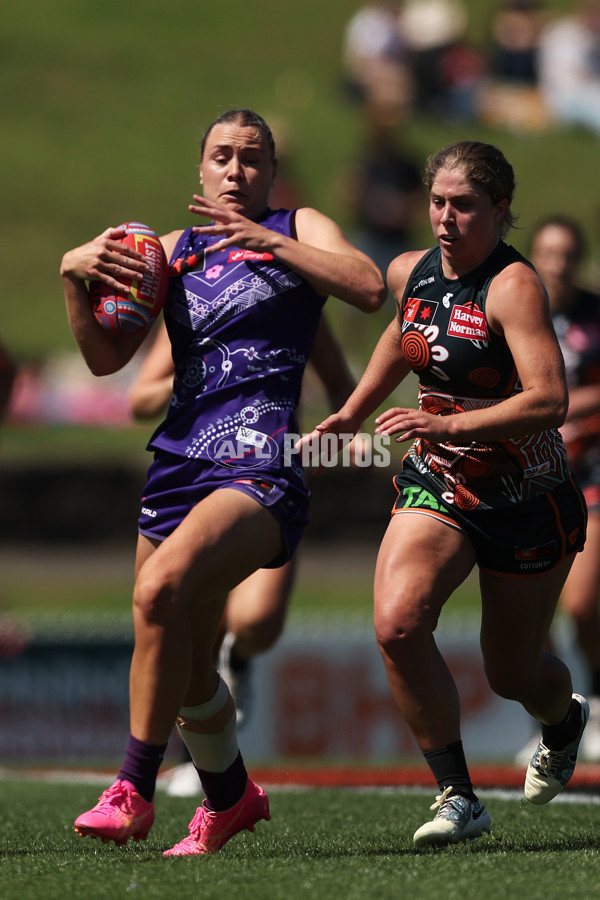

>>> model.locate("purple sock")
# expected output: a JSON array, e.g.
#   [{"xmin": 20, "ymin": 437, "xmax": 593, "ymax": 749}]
[
  {"xmin": 118, "ymin": 734, "xmax": 168, "ymax": 803},
  {"xmin": 198, "ymin": 752, "xmax": 248, "ymax": 811}
]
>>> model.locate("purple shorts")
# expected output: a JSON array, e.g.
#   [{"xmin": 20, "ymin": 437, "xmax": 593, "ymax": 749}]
[{"xmin": 138, "ymin": 451, "xmax": 310, "ymax": 567}]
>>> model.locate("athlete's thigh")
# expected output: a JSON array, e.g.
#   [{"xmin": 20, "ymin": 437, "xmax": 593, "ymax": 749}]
[
  {"xmin": 480, "ymin": 555, "xmax": 576, "ymax": 664},
  {"xmin": 374, "ymin": 512, "xmax": 476, "ymax": 629},
  {"xmin": 144, "ymin": 487, "xmax": 285, "ymax": 605},
  {"xmin": 560, "ymin": 512, "xmax": 600, "ymax": 616},
  {"xmin": 135, "ymin": 532, "xmax": 160, "ymax": 577},
  {"xmin": 226, "ymin": 556, "xmax": 298, "ymax": 629}
]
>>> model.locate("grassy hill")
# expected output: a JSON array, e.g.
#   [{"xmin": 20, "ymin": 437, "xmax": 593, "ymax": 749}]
[{"xmin": 1, "ymin": 0, "xmax": 588, "ymax": 363}]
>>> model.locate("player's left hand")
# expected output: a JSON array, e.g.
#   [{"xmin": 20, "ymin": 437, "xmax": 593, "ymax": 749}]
[
  {"xmin": 189, "ymin": 195, "xmax": 275, "ymax": 255},
  {"xmin": 374, "ymin": 407, "xmax": 452, "ymax": 443},
  {"xmin": 296, "ymin": 410, "xmax": 361, "ymax": 474}
]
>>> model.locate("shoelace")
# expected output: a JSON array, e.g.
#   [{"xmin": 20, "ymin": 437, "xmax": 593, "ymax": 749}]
[
  {"xmin": 188, "ymin": 806, "xmax": 208, "ymax": 838},
  {"xmin": 538, "ymin": 746, "xmax": 570, "ymax": 775},
  {"xmin": 429, "ymin": 785, "xmax": 454, "ymax": 812},
  {"xmin": 96, "ymin": 783, "xmax": 131, "ymax": 813}
]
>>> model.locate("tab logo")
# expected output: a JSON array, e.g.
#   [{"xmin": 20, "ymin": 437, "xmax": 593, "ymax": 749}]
[{"xmin": 447, "ymin": 305, "xmax": 489, "ymax": 341}]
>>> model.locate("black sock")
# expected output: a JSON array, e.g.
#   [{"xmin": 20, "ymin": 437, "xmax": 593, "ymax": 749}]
[
  {"xmin": 229, "ymin": 643, "xmax": 249, "ymax": 673},
  {"xmin": 542, "ymin": 697, "xmax": 583, "ymax": 750},
  {"xmin": 197, "ymin": 751, "xmax": 248, "ymax": 811},
  {"xmin": 423, "ymin": 741, "xmax": 477, "ymax": 802}
]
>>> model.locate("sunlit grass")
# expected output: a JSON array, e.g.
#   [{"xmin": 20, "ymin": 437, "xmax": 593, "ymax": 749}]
[{"xmin": 1, "ymin": 781, "xmax": 600, "ymax": 900}]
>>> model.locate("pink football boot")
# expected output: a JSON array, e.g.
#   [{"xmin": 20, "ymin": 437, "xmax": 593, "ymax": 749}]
[
  {"xmin": 163, "ymin": 779, "xmax": 270, "ymax": 856},
  {"xmin": 74, "ymin": 779, "xmax": 155, "ymax": 846}
]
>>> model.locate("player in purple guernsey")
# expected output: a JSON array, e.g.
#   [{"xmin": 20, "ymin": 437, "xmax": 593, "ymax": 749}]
[
  {"xmin": 61, "ymin": 109, "xmax": 386, "ymax": 856},
  {"xmin": 130, "ymin": 312, "xmax": 358, "ymax": 797}
]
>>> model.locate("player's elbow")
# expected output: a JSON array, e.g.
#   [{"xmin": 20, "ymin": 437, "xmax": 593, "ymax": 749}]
[
  {"xmin": 359, "ymin": 282, "xmax": 388, "ymax": 313},
  {"xmin": 544, "ymin": 388, "xmax": 568, "ymax": 429},
  {"xmin": 554, "ymin": 394, "xmax": 569, "ymax": 427}
]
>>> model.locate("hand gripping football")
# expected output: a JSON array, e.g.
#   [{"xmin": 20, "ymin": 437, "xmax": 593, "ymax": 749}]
[{"xmin": 90, "ymin": 222, "xmax": 169, "ymax": 335}]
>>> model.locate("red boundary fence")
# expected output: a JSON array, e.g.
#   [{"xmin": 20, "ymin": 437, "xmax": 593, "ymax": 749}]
[{"xmin": 248, "ymin": 763, "xmax": 600, "ymax": 791}]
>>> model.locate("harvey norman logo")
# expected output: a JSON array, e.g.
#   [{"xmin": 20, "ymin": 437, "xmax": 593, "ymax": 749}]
[{"xmin": 447, "ymin": 305, "xmax": 489, "ymax": 341}]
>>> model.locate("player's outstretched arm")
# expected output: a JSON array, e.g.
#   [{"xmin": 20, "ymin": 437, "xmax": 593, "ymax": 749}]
[
  {"xmin": 298, "ymin": 316, "xmax": 412, "ymax": 456},
  {"xmin": 189, "ymin": 196, "xmax": 387, "ymax": 313}
]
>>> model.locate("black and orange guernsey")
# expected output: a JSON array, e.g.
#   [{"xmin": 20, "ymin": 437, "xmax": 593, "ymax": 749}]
[{"xmin": 398, "ymin": 241, "xmax": 572, "ymax": 511}]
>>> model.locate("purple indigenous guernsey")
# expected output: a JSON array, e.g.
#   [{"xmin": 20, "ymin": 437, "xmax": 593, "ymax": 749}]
[{"xmin": 148, "ymin": 207, "xmax": 326, "ymax": 495}]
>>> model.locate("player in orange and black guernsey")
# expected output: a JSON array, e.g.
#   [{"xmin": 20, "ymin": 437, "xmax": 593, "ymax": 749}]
[{"xmin": 301, "ymin": 140, "xmax": 589, "ymax": 848}]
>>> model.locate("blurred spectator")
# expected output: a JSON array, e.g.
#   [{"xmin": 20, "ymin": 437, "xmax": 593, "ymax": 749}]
[
  {"xmin": 348, "ymin": 118, "xmax": 424, "ymax": 279},
  {"xmin": 9, "ymin": 351, "xmax": 141, "ymax": 426},
  {"xmin": 479, "ymin": 0, "xmax": 551, "ymax": 132},
  {"xmin": 399, "ymin": 0, "xmax": 469, "ymax": 115},
  {"xmin": 341, "ymin": 2, "xmax": 412, "ymax": 125},
  {"xmin": 537, "ymin": 1, "xmax": 600, "ymax": 134},
  {"xmin": 437, "ymin": 36, "xmax": 486, "ymax": 122},
  {"xmin": 0, "ymin": 335, "xmax": 17, "ymax": 424},
  {"xmin": 489, "ymin": 0, "xmax": 546, "ymax": 85}
]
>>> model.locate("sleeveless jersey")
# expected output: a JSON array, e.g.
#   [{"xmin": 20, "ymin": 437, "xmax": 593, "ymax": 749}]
[
  {"xmin": 552, "ymin": 287, "xmax": 600, "ymax": 469},
  {"xmin": 400, "ymin": 241, "xmax": 572, "ymax": 510},
  {"xmin": 148, "ymin": 208, "xmax": 326, "ymax": 487}
]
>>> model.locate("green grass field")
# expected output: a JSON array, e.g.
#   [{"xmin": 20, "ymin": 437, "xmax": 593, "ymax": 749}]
[{"xmin": 2, "ymin": 781, "xmax": 599, "ymax": 899}]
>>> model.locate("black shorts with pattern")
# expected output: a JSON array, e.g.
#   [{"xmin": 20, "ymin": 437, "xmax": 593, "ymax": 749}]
[{"xmin": 392, "ymin": 459, "xmax": 587, "ymax": 577}]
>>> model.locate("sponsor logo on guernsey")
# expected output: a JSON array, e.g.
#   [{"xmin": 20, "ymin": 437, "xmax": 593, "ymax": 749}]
[
  {"xmin": 228, "ymin": 249, "xmax": 274, "ymax": 263},
  {"xmin": 404, "ymin": 297, "xmax": 439, "ymax": 325},
  {"xmin": 523, "ymin": 461, "xmax": 551, "ymax": 479},
  {"xmin": 447, "ymin": 305, "xmax": 489, "ymax": 340}
]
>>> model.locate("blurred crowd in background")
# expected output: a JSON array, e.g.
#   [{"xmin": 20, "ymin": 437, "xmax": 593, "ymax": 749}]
[
  {"xmin": 6, "ymin": 0, "xmax": 600, "ymax": 428},
  {"xmin": 342, "ymin": 0, "xmax": 600, "ymax": 135}
]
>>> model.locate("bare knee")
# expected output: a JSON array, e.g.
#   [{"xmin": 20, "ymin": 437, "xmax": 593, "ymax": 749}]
[
  {"xmin": 484, "ymin": 655, "xmax": 537, "ymax": 702},
  {"xmin": 133, "ymin": 558, "xmax": 180, "ymax": 628},
  {"xmin": 374, "ymin": 590, "xmax": 437, "ymax": 659}
]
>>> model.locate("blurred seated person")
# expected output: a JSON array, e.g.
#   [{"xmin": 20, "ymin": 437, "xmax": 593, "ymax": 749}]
[
  {"xmin": 488, "ymin": 0, "xmax": 547, "ymax": 86},
  {"xmin": 537, "ymin": 1, "xmax": 600, "ymax": 134},
  {"xmin": 348, "ymin": 118, "xmax": 424, "ymax": 280},
  {"xmin": 341, "ymin": 2, "xmax": 412, "ymax": 125}
]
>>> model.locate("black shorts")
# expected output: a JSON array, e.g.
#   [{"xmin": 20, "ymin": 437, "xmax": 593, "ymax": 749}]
[{"xmin": 392, "ymin": 463, "xmax": 587, "ymax": 577}]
